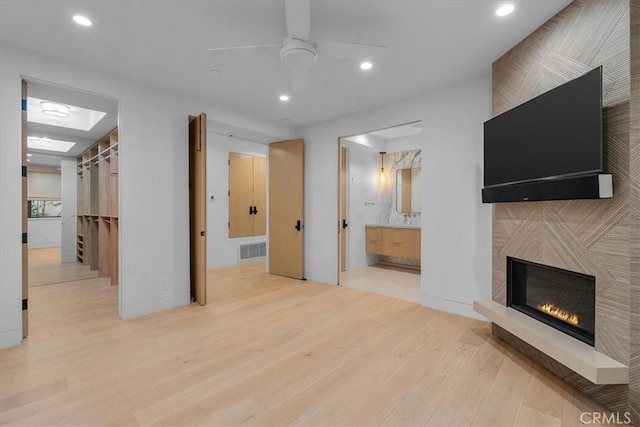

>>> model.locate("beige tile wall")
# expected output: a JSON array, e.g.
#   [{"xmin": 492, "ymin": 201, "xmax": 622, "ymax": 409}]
[
  {"xmin": 490, "ymin": 0, "xmax": 636, "ymax": 420},
  {"xmin": 629, "ymin": 0, "xmax": 640, "ymax": 421}
]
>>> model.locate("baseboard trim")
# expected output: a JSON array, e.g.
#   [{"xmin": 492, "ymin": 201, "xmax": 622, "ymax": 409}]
[{"xmin": 421, "ymin": 294, "xmax": 485, "ymax": 320}]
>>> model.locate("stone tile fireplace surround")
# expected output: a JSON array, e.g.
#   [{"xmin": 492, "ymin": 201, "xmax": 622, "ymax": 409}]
[{"xmin": 485, "ymin": 0, "xmax": 640, "ymax": 422}]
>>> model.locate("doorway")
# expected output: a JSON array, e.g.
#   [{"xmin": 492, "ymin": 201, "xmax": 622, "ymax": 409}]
[
  {"xmin": 204, "ymin": 124, "xmax": 305, "ymax": 295},
  {"xmin": 338, "ymin": 122, "xmax": 422, "ymax": 303},
  {"xmin": 23, "ymin": 78, "xmax": 120, "ymax": 337}
]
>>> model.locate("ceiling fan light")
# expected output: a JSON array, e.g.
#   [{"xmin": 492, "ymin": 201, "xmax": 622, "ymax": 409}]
[
  {"xmin": 41, "ymin": 102, "xmax": 70, "ymax": 118},
  {"xmin": 280, "ymin": 38, "xmax": 317, "ymax": 69},
  {"xmin": 281, "ymin": 48, "xmax": 317, "ymax": 68}
]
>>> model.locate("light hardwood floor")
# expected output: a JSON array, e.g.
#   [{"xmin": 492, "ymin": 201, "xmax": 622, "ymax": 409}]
[
  {"xmin": 28, "ymin": 247, "xmax": 98, "ymax": 287},
  {"xmin": 1, "ymin": 262, "xmax": 617, "ymax": 426},
  {"xmin": 340, "ymin": 265, "xmax": 421, "ymax": 303}
]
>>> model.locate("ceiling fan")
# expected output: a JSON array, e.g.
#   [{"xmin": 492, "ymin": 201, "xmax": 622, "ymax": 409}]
[{"xmin": 208, "ymin": 0, "xmax": 386, "ymax": 90}]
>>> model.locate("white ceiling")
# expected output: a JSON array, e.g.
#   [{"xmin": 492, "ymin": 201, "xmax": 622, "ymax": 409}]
[
  {"xmin": 341, "ymin": 121, "xmax": 421, "ymax": 152},
  {"xmin": 368, "ymin": 122, "xmax": 422, "ymax": 140},
  {"xmin": 0, "ymin": 0, "xmax": 572, "ymax": 128}
]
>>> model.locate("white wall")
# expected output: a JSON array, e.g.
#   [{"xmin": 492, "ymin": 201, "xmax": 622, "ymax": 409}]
[
  {"xmin": 1, "ymin": 41, "xmax": 491, "ymax": 346},
  {"xmin": 343, "ymin": 143, "xmax": 380, "ymax": 270},
  {"xmin": 0, "ymin": 43, "xmax": 294, "ymax": 348},
  {"xmin": 207, "ymin": 133, "xmax": 267, "ymax": 268},
  {"xmin": 60, "ymin": 158, "xmax": 77, "ymax": 263},
  {"xmin": 27, "ymin": 218, "xmax": 61, "ymax": 248},
  {"xmin": 300, "ymin": 74, "xmax": 493, "ymax": 319}
]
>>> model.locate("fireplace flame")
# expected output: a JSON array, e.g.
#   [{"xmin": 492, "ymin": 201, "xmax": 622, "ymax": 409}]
[{"xmin": 538, "ymin": 303, "xmax": 579, "ymax": 326}]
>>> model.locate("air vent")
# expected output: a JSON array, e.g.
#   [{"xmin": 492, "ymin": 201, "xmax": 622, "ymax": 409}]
[{"xmin": 239, "ymin": 242, "xmax": 266, "ymax": 262}]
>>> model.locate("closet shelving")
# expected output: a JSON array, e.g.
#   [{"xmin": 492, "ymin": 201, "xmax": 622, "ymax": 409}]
[{"xmin": 76, "ymin": 128, "xmax": 119, "ymax": 285}]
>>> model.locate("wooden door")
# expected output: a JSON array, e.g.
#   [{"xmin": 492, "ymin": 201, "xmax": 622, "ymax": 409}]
[
  {"xmin": 228, "ymin": 152, "xmax": 254, "ymax": 238},
  {"xmin": 189, "ymin": 113, "xmax": 207, "ymax": 305},
  {"xmin": 252, "ymin": 156, "xmax": 267, "ymax": 236},
  {"xmin": 340, "ymin": 147, "xmax": 347, "ymax": 272},
  {"xmin": 268, "ymin": 139, "xmax": 304, "ymax": 279}
]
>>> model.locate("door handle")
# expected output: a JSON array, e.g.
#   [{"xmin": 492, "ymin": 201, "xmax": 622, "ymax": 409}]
[
  {"xmin": 253, "ymin": 206, "xmax": 258, "ymax": 215},
  {"xmin": 295, "ymin": 220, "xmax": 302, "ymax": 231},
  {"xmin": 249, "ymin": 206, "xmax": 253, "ymax": 215},
  {"xmin": 200, "ymin": 231, "xmax": 205, "ymax": 237},
  {"xmin": 342, "ymin": 219, "xmax": 348, "ymax": 229}
]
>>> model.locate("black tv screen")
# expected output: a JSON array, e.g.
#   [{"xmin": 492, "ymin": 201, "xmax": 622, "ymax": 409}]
[{"xmin": 484, "ymin": 67, "xmax": 603, "ymax": 188}]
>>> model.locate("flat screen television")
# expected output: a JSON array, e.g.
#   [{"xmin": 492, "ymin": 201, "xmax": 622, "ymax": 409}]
[{"xmin": 482, "ymin": 66, "xmax": 609, "ymax": 203}]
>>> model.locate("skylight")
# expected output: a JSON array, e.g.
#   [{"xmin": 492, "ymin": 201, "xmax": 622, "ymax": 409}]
[
  {"xmin": 27, "ymin": 137, "xmax": 76, "ymax": 153},
  {"xmin": 27, "ymin": 97, "xmax": 107, "ymax": 131}
]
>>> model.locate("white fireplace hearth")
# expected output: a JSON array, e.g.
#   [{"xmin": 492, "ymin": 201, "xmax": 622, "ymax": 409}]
[{"xmin": 473, "ymin": 300, "xmax": 628, "ymax": 385}]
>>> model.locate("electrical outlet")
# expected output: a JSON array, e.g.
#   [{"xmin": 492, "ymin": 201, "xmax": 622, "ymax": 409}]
[{"xmin": 161, "ymin": 279, "xmax": 169, "ymax": 291}]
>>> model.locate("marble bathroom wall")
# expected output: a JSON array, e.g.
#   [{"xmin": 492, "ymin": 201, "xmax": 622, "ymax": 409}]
[{"xmin": 378, "ymin": 149, "xmax": 422, "ymax": 225}]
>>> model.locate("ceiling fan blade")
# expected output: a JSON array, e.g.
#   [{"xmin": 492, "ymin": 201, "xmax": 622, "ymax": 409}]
[
  {"xmin": 208, "ymin": 44, "xmax": 281, "ymax": 56},
  {"xmin": 290, "ymin": 67, "xmax": 309, "ymax": 90},
  {"xmin": 285, "ymin": 0, "xmax": 310, "ymax": 40},
  {"xmin": 315, "ymin": 41, "xmax": 386, "ymax": 61}
]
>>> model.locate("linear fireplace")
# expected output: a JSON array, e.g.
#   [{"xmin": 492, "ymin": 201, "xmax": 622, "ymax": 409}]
[{"xmin": 507, "ymin": 257, "xmax": 595, "ymax": 346}]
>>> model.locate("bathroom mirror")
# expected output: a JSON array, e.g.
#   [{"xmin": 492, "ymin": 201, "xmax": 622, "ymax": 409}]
[{"xmin": 396, "ymin": 168, "xmax": 422, "ymax": 213}]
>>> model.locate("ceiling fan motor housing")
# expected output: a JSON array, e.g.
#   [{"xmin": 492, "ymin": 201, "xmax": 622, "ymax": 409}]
[{"xmin": 280, "ymin": 37, "xmax": 317, "ymax": 68}]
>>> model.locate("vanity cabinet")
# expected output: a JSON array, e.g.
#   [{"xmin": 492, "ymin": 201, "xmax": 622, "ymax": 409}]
[
  {"xmin": 366, "ymin": 227, "xmax": 382, "ymax": 254},
  {"xmin": 366, "ymin": 226, "xmax": 421, "ymax": 260}
]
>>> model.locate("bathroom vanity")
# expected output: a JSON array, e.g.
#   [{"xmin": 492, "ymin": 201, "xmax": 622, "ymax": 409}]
[{"xmin": 365, "ymin": 225, "xmax": 421, "ymax": 261}]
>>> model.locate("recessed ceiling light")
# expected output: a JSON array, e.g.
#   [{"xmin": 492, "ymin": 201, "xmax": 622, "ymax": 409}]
[
  {"xmin": 496, "ymin": 4, "xmax": 515, "ymax": 17},
  {"xmin": 27, "ymin": 153, "xmax": 33, "ymax": 157},
  {"xmin": 73, "ymin": 15, "xmax": 92, "ymax": 26},
  {"xmin": 27, "ymin": 137, "xmax": 76, "ymax": 153},
  {"xmin": 279, "ymin": 95, "xmax": 290, "ymax": 102},
  {"xmin": 210, "ymin": 69, "xmax": 220, "ymax": 75},
  {"xmin": 27, "ymin": 159, "xmax": 31, "ymax": 162},
  {"xmin": 360, "ymin": 61, "xmax": 373, "ymax": 70}
]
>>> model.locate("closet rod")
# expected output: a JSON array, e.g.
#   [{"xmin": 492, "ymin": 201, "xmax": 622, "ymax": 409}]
[
  {"xmin": 82, "ymin": 152, "xmax": 100, "ymax": 165},
  {"xmin": 80, "ymin": 131, "xmax": 118, "ymax": 165}
]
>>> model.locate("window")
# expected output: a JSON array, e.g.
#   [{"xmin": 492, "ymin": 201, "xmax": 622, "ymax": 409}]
[
  {"xmin": 28, "ymin": 200, "xmax": 62, "ymax": 218},
  {"xmin": 27, "ymin": 167, "xmax": 62, "ymax": 218}
]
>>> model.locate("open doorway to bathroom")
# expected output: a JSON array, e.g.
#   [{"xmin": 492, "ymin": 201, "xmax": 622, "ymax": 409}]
[{"xmin": 338, "ymin": 121, "xmax": 422, "ymax": 303}]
